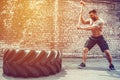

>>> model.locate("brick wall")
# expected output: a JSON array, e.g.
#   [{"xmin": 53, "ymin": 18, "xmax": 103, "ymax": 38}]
[
  {"xmin": 58, "ymin": 0, "xmax": 120, "ymax": 55},
  {"xmin": 0, "ymin": 0, "xmax": 120, "ymax": 57}
]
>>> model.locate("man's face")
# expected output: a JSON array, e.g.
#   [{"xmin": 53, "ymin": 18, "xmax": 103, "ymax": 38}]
[{"xmin": 89, "ymin": 12, "xmax": 97, "ymax": 21}]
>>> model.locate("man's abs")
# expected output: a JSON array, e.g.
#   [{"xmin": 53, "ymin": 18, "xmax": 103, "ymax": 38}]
[{"xmin": 91, "ymin": 29, "xmax": 103, "ymax": 37}]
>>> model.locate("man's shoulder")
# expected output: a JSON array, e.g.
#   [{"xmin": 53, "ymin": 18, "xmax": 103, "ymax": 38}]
[{"xmin": 98, "ymin": 18, "xmax": 104, "ymax": 23}]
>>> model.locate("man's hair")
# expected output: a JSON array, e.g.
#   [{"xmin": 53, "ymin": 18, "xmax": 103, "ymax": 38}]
[{"xmin": 89, "ymin": 9, "xmax": 97, "ymax": 14}]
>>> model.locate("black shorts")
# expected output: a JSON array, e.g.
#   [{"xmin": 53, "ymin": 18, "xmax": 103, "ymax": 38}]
[{"xmin": 84, "ymin": 35, "xmax": 109, "ymax": 52}]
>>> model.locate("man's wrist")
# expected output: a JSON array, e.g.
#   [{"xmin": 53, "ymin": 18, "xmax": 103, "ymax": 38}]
[{"xmin": 77, "ymin": 27, "xmax": 83, "ymax": 30}]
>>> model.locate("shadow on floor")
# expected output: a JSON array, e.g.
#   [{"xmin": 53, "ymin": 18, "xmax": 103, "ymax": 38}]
[{"xmin": 2, "ymin": 69, "xmax": 67, "ymax": 80}]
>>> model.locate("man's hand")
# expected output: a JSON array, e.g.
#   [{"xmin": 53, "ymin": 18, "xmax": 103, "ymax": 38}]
[
  {"xmin": 79, "ymin": 1, "xmax": 85, "ymax": 14},
  {"xmin": 80, "ymin": 1, "xmax": 86, "ymax": 6},
  {"xmin": 77, "ymin": 25, "xmax": 83, "ymax": 30},
  {"xmin": 77, "ymin": 27, "xmax": 83, "ymax": 30}
]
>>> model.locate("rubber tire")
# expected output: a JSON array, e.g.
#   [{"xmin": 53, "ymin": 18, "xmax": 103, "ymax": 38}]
[{"xmin": 3, "ymin": 49, "xmax": 62, "ymax": 77}]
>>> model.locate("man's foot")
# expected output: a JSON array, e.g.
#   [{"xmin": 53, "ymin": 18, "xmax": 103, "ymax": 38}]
[
  {"xmin": 78, "ymin": 63, "xmax": 86, "ymax": 69},
  {"xmin": 109, "ymin": 64, "xmax": 115, "ymax": 70}
]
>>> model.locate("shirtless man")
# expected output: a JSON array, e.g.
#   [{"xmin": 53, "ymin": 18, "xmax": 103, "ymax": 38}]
[{"xmin": 77, "ymin": 1, "xmax": 115, "ymax": 70}]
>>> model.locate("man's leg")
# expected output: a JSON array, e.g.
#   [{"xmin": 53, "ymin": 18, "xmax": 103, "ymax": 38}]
[
  {"xmin": 82, "ymin": 47, "xmax": 89, "ymax": 63},
  {"xmin": 79, "ymin": 37, "xmax": 96, "ymax": 68},
  {"xmin": 104, "ymin": 50, "xmax": 113, "ymax": 65},
  {"xmin": 79, "ymin": 47, "xmax": 89, "ymax": 68},
  {"xmin": 104, "ymin": 50, "xmax": 115, "ymax": 70},
  {"xmin": 97, "ymin": 36, "xmax": 115, "ymax": 70}
]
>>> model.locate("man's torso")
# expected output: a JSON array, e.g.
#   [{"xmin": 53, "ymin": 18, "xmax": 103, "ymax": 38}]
[{"xmin": 90, "ymin": 18, "xmax": 104, "ymax": 37}]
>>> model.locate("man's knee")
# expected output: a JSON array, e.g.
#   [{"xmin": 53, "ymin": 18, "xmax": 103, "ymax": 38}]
[
  {"xmin": 104, "ymin": 50, "xmax": 112, "ymax": 57},
  {"xmin": 104, "ymin": 50, "xmax": 110, "ymax": 54},
  {"xmin": 83, "ymin": 48, "xmax": 89, "ymax": 53}
]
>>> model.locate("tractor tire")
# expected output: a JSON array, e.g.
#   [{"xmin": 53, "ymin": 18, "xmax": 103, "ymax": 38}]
[{"xmin": 3, "ymin": 49, "xmax": 62, "ymax": 77}]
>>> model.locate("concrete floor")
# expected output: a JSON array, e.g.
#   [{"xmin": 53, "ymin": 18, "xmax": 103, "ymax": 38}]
[{"xmin": 0, "ymin": 58, "xmax": 120, "ymax": 80}]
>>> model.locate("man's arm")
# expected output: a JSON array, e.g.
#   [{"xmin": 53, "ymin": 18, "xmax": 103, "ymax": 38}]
[
  {"xmin": 78, "ymin": 6, "xmax": 90, "ymax": 25},
  {"xmin": 78, "ymin": 19, "xmax": 104, "ymax": 30},
  {"xmin": 80, "ymin": 15, "xmax": 90, "ymax": 24},
  {"xmin": 77, "ymin": 1, "xmax": 90, "ymax": 25},
  {"xmin": 77, "ymin": 26, "xmax": 99, "ymax": 31},
  {"xmin": 77, "ymin": 11, "xmax": 90, "ymax": 26}
]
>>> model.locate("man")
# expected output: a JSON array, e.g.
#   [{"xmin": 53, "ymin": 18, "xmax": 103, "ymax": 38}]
[{"xmin": 77, "ymin": 1, "xmax": 115, "ymax": 70}]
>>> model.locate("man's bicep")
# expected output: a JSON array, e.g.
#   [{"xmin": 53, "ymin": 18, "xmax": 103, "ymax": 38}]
[
  {"xmin": 93, "ymin": 22, "xmax": 103, "ymax": 27},
  {"xmin": 92, "ymin": 25, "xmax": 103, "ymax": 30},
  {"xmin": 84, "ymin": 20, "xmax": 90, "ymax": 24}
]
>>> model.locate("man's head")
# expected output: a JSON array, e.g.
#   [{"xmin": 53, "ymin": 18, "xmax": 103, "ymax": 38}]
[{"xmin": 89, "ymin": 9, "xmax": 98, "ymax": 21}]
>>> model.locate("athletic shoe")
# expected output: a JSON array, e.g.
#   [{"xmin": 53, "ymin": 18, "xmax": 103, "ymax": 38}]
[
  {"xmin": 79, "ymin": 62, "xmax": 86, "ymax": 69},
  {"xmin": 109, "ymin": 64, "xmax": 115, "ymax": 70}
]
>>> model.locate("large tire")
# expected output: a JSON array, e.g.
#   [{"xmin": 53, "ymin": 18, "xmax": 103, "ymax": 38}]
[{"xmin": 3, "ymin": 49, "xmax": 62, "ymax": 77}]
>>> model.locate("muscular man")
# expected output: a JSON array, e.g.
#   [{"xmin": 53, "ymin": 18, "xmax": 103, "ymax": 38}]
[{"xmin": 77, "ymin": 5, "xmax": 115, "ymax": 70}]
